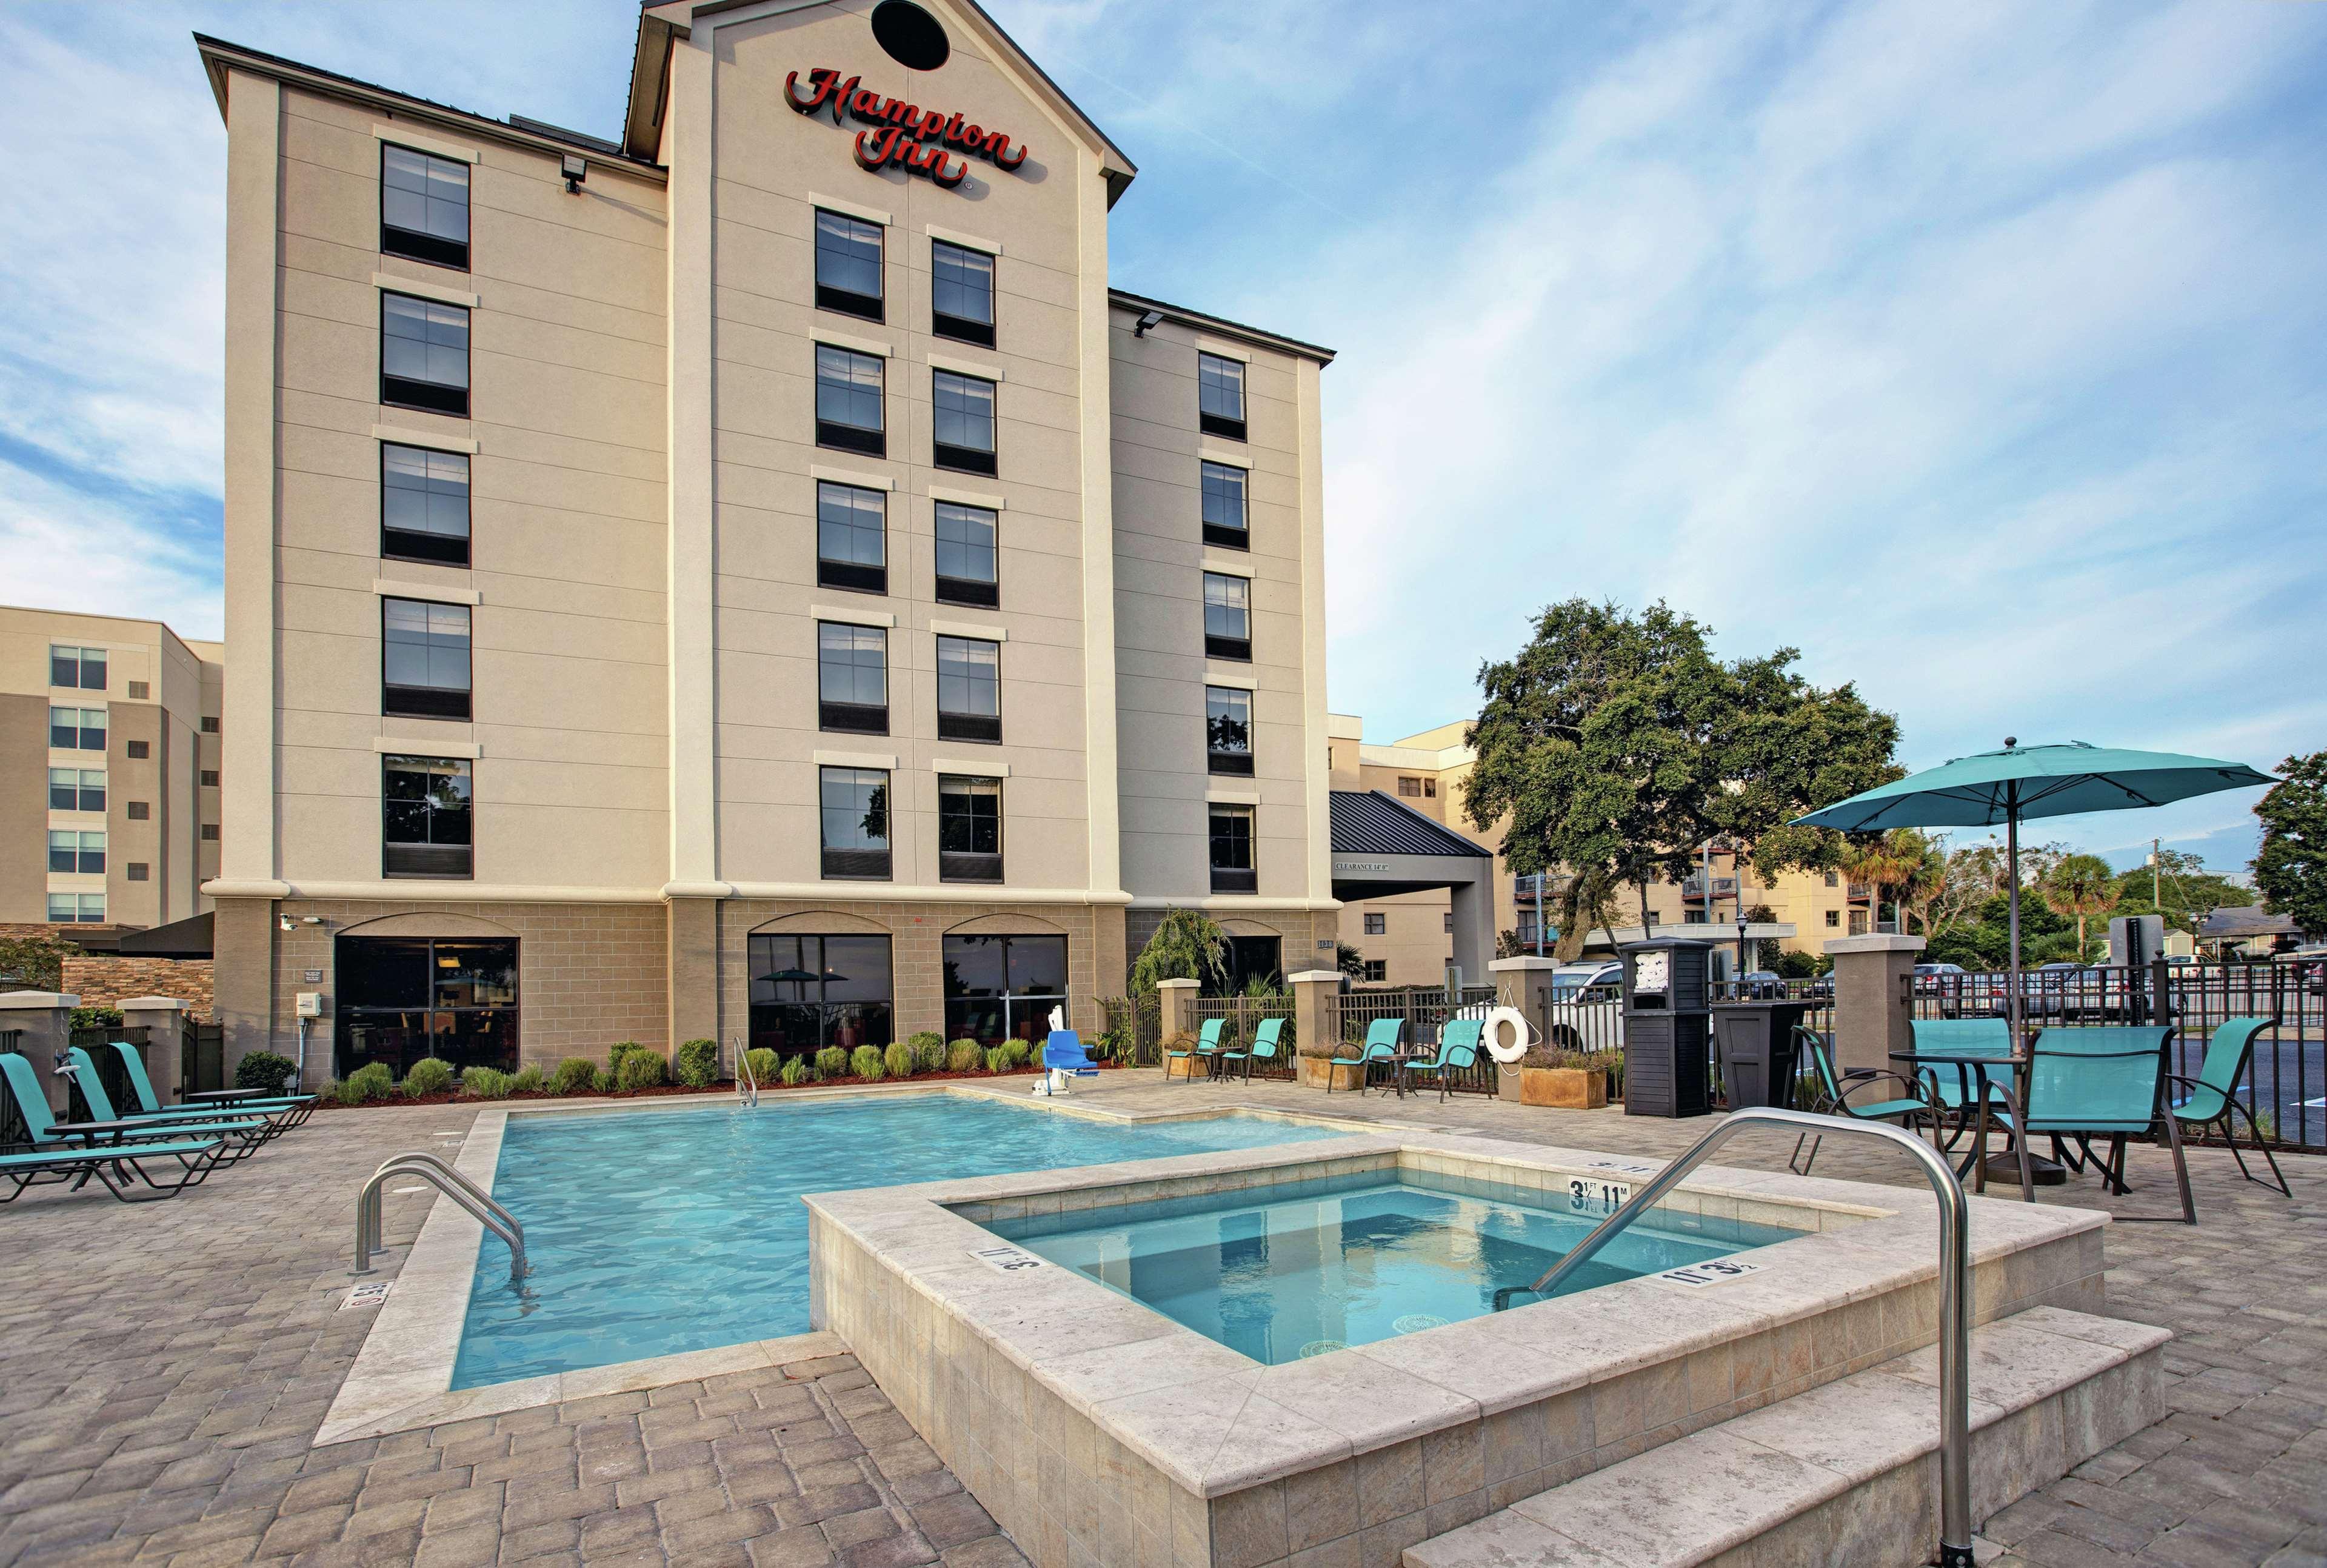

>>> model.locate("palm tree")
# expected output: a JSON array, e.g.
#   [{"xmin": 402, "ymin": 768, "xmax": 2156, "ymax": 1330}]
[
  {"xmin": 1840, "ymin": 835, "xmax": 1914, "ymax": 934},
  {"xmin": 2040, "ymin": 854, "xmax": 2118, "ymax": 961}
]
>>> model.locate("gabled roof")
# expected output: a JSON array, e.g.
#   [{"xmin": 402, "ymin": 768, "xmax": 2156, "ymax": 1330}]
[
  {"xmin": 1330, "ymin": 792, "xmax": 1492, "ymax": 861},
  {"xmin": 2197, "ymin": 906, "xmax": 2300, "ymax": 940}
]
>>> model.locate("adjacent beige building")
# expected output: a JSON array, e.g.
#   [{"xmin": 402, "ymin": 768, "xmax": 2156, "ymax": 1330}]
[
  {"xmin": 1, "ymin": 606, "xmax": 222, "ymax": 932},
  {"xmin": 194, "ymin": 2, "xmax": 1338, "ymax": 1086}
]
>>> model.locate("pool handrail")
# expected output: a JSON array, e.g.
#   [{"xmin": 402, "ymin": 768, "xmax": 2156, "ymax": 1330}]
[
  {"xmin": 734, "ymin": 1035, "xmax": 760, "ymax": 1108},
  {"xmin": 1498, "ymin": 1106, "xmax": 1975, "ymax": 1568},
  {"xmin": 355, "ymin": 1150, "xmax": 527, "ymax": 1286}
]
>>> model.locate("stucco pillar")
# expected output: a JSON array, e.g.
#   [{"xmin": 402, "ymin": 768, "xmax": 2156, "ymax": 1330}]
[
  {"xmin": 1449, "ymin": 873, "xmax": 1495, "ymax": 990},
  {"xmin": 0, "ymin": 992, "xmax": 79, "ymax": 1119},
  {"xmin": 117, "ymin": 996, "xmax": 188, "ymax": 1104},
  {"xmin": 212, "ymin": 895, "xmax": 278, "ymax": 1086},
  {"xmin": 1489, "ymin": 957, "xmax": 1561, "ymax": 1049},
  {"xmin": 667, "ymin": 897, "xmax": 719, "ymax": 1059},
  {"xmin": 1156, "ymin": 978, "xmax": 1197, "ymax": 1039},
  {"xmin": 1287, "ymin": 969, "xmax": 1341, "ymax": 1066},
  {"xmin": 1825, "ymin": 934, "xmax": 1925, "ymax": 1079}
]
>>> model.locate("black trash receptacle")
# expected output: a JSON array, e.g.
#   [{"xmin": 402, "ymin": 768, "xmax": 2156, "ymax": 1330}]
[
  {"xmin": 1620, "ymin": 937, "xmax": 1714, "ymax": 1118},
  {"xmin": 1711, "ymin": 1001, "xmax": 1813, "ymax": 1109}
]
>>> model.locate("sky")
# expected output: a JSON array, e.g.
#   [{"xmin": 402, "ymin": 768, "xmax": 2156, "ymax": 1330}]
[{"xmin": 3, "ymin": 0, "xmax": 2321, "ymax": 876}]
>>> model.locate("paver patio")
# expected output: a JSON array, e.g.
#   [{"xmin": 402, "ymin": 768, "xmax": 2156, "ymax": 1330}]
[{"xmin": 2, "ymin": 1072, "xmax": 2321, "ymax": 1567}]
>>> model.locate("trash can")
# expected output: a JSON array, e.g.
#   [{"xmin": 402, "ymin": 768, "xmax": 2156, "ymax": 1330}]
[
  {"xmin": 1710, "ymin": 1000, "xmax": 1812, "ymax": 1110},
  {"xmin": 1620, "ymin": 936, "xmax": 1713, "ymax": 1118}
]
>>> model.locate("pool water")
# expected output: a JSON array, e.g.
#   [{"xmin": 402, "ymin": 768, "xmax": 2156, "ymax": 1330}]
[
  {"xmin": 452, "ymin": 1098, "xmax": 1336, "ymax": 1388},
  {"xmin": 991, "ymin": 1169, "xmax": 1797, "ymax": 1365}
]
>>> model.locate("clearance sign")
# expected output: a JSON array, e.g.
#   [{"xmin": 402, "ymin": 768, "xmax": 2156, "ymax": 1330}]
[{"xmin": 785, "ymin": 68, "xmax": 1030, "ymax": 190}]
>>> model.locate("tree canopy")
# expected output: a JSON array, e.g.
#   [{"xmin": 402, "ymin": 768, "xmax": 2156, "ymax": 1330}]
[
  {"xmin": 2254, "ymin": 749, "xmax": 2326, "ymax": 937},
  {"xmin": 1461, "ymin": 598, "xmax": 1900, "ymax": 960}
]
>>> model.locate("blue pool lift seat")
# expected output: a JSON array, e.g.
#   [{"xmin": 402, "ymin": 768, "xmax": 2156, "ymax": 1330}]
[{"xmin": 1037, "ymin": 1030, "xmax": 1099, "ymax": 1095}]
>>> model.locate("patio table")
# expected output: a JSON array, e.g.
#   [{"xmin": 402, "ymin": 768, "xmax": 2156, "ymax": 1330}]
[
  {"xmin": 1891, "ymin": 1047, "xmax": 2054, "ymax": 1202},
  {"xmin": 184, "ymin": 1088, "xmax": 278, "ymax": 1103}
]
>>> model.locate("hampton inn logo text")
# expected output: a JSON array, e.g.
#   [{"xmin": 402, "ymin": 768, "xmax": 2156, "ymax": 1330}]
[{"xmin": 784, "ymin": 67, "xmax": 1031, "ymax": 190}]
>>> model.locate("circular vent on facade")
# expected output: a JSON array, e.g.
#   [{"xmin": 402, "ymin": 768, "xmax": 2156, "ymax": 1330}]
[{"xmin": 870, "ymin": 1, "xmax": 950, "ymax": 71}]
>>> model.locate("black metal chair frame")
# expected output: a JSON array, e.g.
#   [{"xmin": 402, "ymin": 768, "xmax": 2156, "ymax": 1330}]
[{"xmin": 1788, "ymin": 1028, "xmax": 1945, "ymax": 1176}]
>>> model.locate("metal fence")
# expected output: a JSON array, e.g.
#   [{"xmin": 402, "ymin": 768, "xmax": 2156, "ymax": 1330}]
[
  {"xmin": 1098, "ymin": 995, "xmax": 1163, "ymax": 1066},
  {"xmin": 1180, "ymin": 995, "xmax": 1300, "ymax": 1081},
  {"xmin": 1905, "ymin": 959, "xmax": 2325, "ymax": 1155}
]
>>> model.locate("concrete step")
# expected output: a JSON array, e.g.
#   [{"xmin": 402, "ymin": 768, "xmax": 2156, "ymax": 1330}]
[{"xmin": 1404, "ymin": 1304, "xmax": 2169, "ymax": 1568}]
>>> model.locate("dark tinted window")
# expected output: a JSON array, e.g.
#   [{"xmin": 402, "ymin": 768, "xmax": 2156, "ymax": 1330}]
[
  {"xmin": 381, "ymin": 144, "xmax": 470, "ymax": 269},
  {"xmin": 382, "ymin": 444, "xmax": 471, "ymax": 565},
  {"xmin": 814, "ymin": 210, "xmax": 883, "ymax": 319}
]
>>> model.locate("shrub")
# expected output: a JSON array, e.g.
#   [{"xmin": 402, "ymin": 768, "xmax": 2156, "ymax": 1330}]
[
  {"xmin": 984, "ymin": 1046, "xmax": 1009, "ymax": 1074},
  {"xmin": 1001, "ymin": 1039, "xmax": 1031, "ymax": 1069},
  {"xmin": 675, "ymin": 1038, "xmax": 721, "ymax": 1089},
  {"xmin": 404, "ymin": 1057, "xmax": 455, "ymax": 1098},
  {"xmin": 236, "ymin": 1050, "xmax": 299, "ymax": 1093},
  {"xmin": 70, "ymin": 1004, "xmax": 125, "ymax": 1032},
  {"xmin": 342, "ymin": 1062, "xmax": 393, "ymax": 1103},
  {"xmin": 779, "ymin": 1056, "xmax": 809, "ymax": 1087},
  {"xmin": 815, "ymin": 1047, "xmax": 848, "ymax": 1080},
  {"xmin": 593, "ymin": 1066, "xmax": 616, "ymax": 1093},
  {"xmin": 462, "ymin": 1066, "xmax": 514, "ymax": 1100},
  {"xmin": 850, "ymin": 1045, "xmax": 886, "ymax": 1081},
  {"xmin": 511, "ymin": 1066, "xmax": 546, "ymax": 1095},
  {"xmin": 883, "ymin": 1040, "xmax": 916, "ymax": 1078},
  {"xmin": 946, "ymin": 1039, "xmax": 983, "ymax": 1073},
  {"xmin": 906, "ymin": 1031, "xmax": 944, "ymax": 1071},
  {"xmin": 607, "ymin": 1041, "xmax": 656, "ymax": 1077},
  {"xmin": 744, "ymin": 1047, "xmax": 780, "ymax": 1085},
  {"xmin": 615, "ymin": 1051, "xmax": 667, "ymax": 1092},
  {"xmin": 549, "ymin": 1057, "xmax": 599, "ymax": 1097}
]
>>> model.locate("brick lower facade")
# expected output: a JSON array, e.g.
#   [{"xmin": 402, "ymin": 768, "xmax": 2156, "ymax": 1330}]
[{"xmin": 59, "ymin": 954, "xmax": 216, "ymax": 1018}]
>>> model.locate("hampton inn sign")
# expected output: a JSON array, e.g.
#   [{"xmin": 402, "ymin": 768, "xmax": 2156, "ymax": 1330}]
[{"xmin": 785, "ymin": 67, "xmax": 1032, "ymax": 189}]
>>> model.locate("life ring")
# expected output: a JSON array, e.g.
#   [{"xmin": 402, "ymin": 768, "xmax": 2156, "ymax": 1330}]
[{"xmin": 1483, "ymin": 1006, "xmax": 1534, "ymax": 1064}]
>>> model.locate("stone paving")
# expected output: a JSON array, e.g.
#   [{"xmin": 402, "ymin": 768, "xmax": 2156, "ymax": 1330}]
[{"xmin": 1, "ymin": 1074, "xmax": 2321, "ymax": 1567}]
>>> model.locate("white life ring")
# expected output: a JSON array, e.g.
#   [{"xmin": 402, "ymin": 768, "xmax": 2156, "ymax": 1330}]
[{"xmin": 1483, "ymin": 1006, "xmax": 1535, "ymax": 1064}]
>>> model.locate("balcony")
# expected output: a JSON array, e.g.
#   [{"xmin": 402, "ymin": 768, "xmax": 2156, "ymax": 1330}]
[{"xmin": 1680, "ymin": 875, "xmax": 1738, "ymax": 901}]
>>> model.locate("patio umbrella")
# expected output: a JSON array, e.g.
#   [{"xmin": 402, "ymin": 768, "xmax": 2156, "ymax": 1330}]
[{"xmin": 1792, "ymin": 740, "xmax": 2275, "ymax": 1036}]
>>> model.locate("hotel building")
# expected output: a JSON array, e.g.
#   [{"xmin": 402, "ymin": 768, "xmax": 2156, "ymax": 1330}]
[{"xmin": 193, "ymin": 1, "xmax": 1339, "ymax": 1085}]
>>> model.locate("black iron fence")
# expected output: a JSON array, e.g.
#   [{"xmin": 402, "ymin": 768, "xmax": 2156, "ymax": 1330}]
[
  {"xmin": 1905, "ymin": 959, "xmax": 2325, "ymax": 1155},
  {"xmin": 63, "ymin": 1026, "xmax": 148, "ymax": 1123},
  {"xmin": 1098, "ymin": 995, "xmax": 1163, "ymax": 1066}
]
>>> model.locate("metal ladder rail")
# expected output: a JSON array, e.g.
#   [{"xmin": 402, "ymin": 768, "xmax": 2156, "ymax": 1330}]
[
  {"xmin": 355, "ymin": 1151, "xmax": 527, "ymax": 1285},
  {"xmin": 733, "ymin": 1035, "xmax": 759, "ymax": 1108},
  {"xmin": 1502, "ymin": 1107, "xmax": 1975, "ymax": 1568}
]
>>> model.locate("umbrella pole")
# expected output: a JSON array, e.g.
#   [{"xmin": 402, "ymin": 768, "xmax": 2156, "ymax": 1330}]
[{"xmin": 2006, "ymin": 789, "xmax": 2022, "ymax": 1046}]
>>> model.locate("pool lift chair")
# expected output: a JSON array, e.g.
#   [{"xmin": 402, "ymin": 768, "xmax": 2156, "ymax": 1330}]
[{"xmin": 1034, "ymin": 1007, "xmax": 1100, "ymax": 1096}]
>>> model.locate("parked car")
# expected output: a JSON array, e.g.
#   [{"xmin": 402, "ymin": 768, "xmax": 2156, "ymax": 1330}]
[
  {"xmin": 1734, "ymin": 970, "xmax": 1786, "ymax": 999},
  {"xmin": 1541, "ymin": 962, "xmax": 1624, "ymax": 1052}
]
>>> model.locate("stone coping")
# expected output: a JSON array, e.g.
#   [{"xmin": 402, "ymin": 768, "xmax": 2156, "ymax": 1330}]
[{"xmin": 803, "ymin": 1130, "xmax": 2109, "ymax": 1501}]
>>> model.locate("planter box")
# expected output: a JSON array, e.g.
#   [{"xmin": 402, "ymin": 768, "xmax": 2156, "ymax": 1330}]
[
  {"xmin": 1164, "ymin": 1053, "xmax": 1208, "ymax": 1081},
  {"xmin": 1521, "ymin": 1066, "xmax": 1608, "ymax": 1109},
  {"xmin": 1298, "ymin": 1056, "xmax": 1366, "ymax": 1091}
]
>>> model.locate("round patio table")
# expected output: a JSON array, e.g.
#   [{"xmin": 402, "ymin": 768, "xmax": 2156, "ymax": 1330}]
[{"xmin": 1891, "ymin": 1049, "xmax": 2058, "ymax": 1201}]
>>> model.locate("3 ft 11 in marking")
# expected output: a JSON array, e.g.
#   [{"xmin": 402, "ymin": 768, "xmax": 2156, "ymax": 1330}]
[{"xmin": 1566, "ymin": 1178, "xmax": 1630, "ymax": 1218}]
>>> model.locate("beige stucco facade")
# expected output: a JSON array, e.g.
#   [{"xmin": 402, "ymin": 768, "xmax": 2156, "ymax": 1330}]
[
  {"xmin": 0, "ymin": 606, "xmax": 221, "ymax": 932},
  {"xmin": 194, "ymin": 2, "xmax": 1337, "ymax": 1083}
]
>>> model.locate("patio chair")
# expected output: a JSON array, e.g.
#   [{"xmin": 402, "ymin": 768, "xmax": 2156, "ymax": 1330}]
[
  {"xmin": 1788, "ymin": 1028, "xmax": 1943, "ymax": 1176},
  {"xmin": 62, "ymin": 1049, "xmax": 277, "ymax": 1160},
  {"xmin": 1905, "ymin": 1017, "xmax": 2015, "ymax": 1152},
  {"xmin": 1165, "ymin": 1018, "xmax": 1227, "ymax": 1083},
  {"xmin": 2166, "ymin": 1017, "xmax": 2286, "ymax": 1196},
  {"xmin": 1997, "ymin": 1026, "xmax": 2192, "ymax": 1224},
  {"xmin": 0, "ymin": 1053, "xmax": 235, "ymax": 1202},
  {"xmin": 1326, "ymin": 1017, "xmax": 1402, "ymax": 1095},
  {"xmin": 1400, "ymin": 1019, "xmax": 1484, "ymax": 1103},
  {"xmin": 1215, "ymin": 1017, "xmax": 1286, "ymax": 1084},
  {"xmin": 107, "ymin": 1040, "xmax": 317, "ymax": 1127}
]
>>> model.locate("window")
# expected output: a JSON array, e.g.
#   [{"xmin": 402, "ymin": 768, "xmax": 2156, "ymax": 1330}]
[
  {"xmin": 815, "ymin": 482, "xmax": 886, "ymax": 595},
  {"xmin": 201, "ymin": 824, "xmax": 220, "ymax": 842},
  {"xmin": 382, "ymin": 599, "xmax": 472, "ymax": 720},
  {"xmin": 1424, "ymin": 779, "xmax": 1437, "ymax": 798},
  {"xmin": 382, "ymin": 755, "xmax": 472, "ymax": 878},
  {"xmin": 200, "ymin": 717, "xmax": 219, "ymax": 734},
  {"xmin": 50, "ymin": 707, "xmax": 105, "ymax": 751},
  {"xmin": 1363, "ymin": 913, "xmax": 1386, "ymax": 936},
  {"xmin": 939, "ymin": 775, "xmax": 1003, "ymax": 883},
  {"xmin": 935, "ymin": 636, "xmax": 1000, "ymax": 744},
  {"xmin": 819, "ymin": 766, "xmax": 890, "ymax": 879},
  {"xmin": 381, "ymin": 293, "xmax": 470, "ymax": 418},
  {"xmin": 125, "ymin": 801, "xmax": 150, "ymax": 821},
  {"xmin": 127, "ymin": 682, "xmax": 149, "ymax": 701},
  {"xmin": 1361, "ymin": 959, "xmax": 1386, "ymax": 983},
  {"xmin": 813, "ymin": 209, "xmax": 883, "ymax": 321},
  {"xmin": 1200, "ymin": 461, "xmax": 1247, "ymax": 550},
  {"xmin": 749, "ymin": 933, "xmax": 893, "ymax": 1059},
  {"xmin": 1825, "ymin": 909, "xmax": 1841, "ymax": 929},
  {"xmin": 1206, "ymin": 686, "xmax": 1252, "ymax": 776},
  {"xmin": 1223, "ymin": 935, "xmax": 1281, "ymax": 993},
  {"xmin": 932, "ymin": 370, "xmax": 997, "ymax": 475},
  {"xmin": 49, "ymin": 830, "xmax": 104, "ymax": 873},
  {"xmin": 1397, "ymin": 776, "xmax": 1421, "ymax": 798},
  {"xmin": 814, "ymin": 344, "xmax": 885, "ymax": 456},
  {"xmin": 935, "ymin": 501, "xmax": 999, "ymax": 607},
  {"xmin": 1198, "ymin": 353, "xmax": 1246, "ymax": 441},
  {"xmin": 382, "ymin": 444, "xmax": 472, "ymax": 566},
  {"xmin": 48, "ymin": 893, "xmax": 105, "ymax": 924},
  {"xmin": 336, "ymin": 935, "xmax": 517, "ymax": 1079},
  {"xmin": 125, "ymin": 740, "xmax": 149, "ymax": 759},
  {"xmin": 201, "ymin": 770, "xmax": 219, "ymax": 788},
  {"xmin": 50, "ymin": 645, "xmax": 105, "ymax": 690},
  {"xmin": 816, "ymin": 623, "xmax": 888, "ymax": 734},
  {"xmin": 380, "ymin": 143, "xmax": 470, "ymax": 270},
  {"xmin": 49, "ymin": 769, "xmax": 104, "ymax": 812},
  {"xmin": 943, "ymin": 933, "xmax": 1066, "ymax": 1046},
  {"xmin": 931, "ymin": 240, "xmax": 995, "ymax": 346},
  {"xmin": 1209, "ymin": 803, "xmax": 1256, "ymax": 893},
  {"xmin": 1444, "ymin": 911, "xmax": 1455, "ymax": 933},
  {"xmin": 1203, "ymin": 573, "xmax": 1251, "ymax": 661},
  {"xmin": 127, "ymin": 862, "xmax": 149, "ymax": 882}
]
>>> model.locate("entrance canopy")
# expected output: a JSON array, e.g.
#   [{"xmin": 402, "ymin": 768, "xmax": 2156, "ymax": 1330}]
[{"xmin": 1329, "ymin": 791, "xmax": 1496, "ymax": 981}]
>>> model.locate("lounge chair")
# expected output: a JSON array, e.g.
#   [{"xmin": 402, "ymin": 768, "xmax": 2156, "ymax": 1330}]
[
  {"xmin": 1997, "ymin": 1026, "xmax": 2192, "ymax": 1223},
  {"xmin": 1788, "ymin": 1028, "xmax": 1943, "ymax": 1176},
  {"xmin": 0, "ymin": 1054, "xmax": 233, "ymax": 1202},
  {"xmin": 1165, "ymin": 1018, "xmax": 1227, "ymax": 1083},
  {"xmin": 1326, "ymin": 1016, "xmax": 1401, "ymax": 1094},
  {"xmin": 2166, "ymin": 1018, "xmax": 2286, "ymax": 1196},
  {"xmin": 1401, "ymin": 1018, "xmax": 1485, "ymax": 1102},
  {"xmin": 62, "ymin": 1049, "xmax": 277, "ymax": 1159},
  {"xmin": 1215, "ymin": 1017, "xmax": 1286, "ymax": 1084},
  {"xmin": 107, "ymin": 1039, "xmax": 317, "ymax": 1127}
]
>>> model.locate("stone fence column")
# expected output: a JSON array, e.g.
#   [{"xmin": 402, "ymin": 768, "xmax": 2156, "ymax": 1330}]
[
  {"xmin": 1287, "ymin": 970, "xmax": 1344, "ymax": 1089},
  {"xmin": 1824, "ymin": 934, "xmax": 1925, "ymax": 1079},
  {"xmin": 0, "ymin": 991, "xmax": 79, "ymax": 1118},
  {"xmin": 1489, "ymin": 957, "xmax": 1562, "ymax": 1053},
  {"xmin": 1156, "ymin": 978, "xmax": 1199, "ymax": 1081},
  {"xmin": 118, "ymin": 996, "xmax": 189, "ymax": 1103}
]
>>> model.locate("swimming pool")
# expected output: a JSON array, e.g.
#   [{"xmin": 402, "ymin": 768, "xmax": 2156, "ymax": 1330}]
[
  {"xmin": 989, "ymin": 1167, "xmax": 1797, "ymax": 1365},
  {"xmin": 451, "ymin": 1096, "xmax": 1337, "ymax": 1388}
]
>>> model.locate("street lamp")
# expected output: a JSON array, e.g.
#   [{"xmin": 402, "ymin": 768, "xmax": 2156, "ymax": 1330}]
[{"xmin": 1737, "ymin": 913, "xmax": 1751, "ymax": 992}]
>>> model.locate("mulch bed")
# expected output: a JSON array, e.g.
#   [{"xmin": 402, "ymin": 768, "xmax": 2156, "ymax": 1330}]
[{"xmin": 310, "ymin": 1059, "xmax": 1128, "ymax": 1110}]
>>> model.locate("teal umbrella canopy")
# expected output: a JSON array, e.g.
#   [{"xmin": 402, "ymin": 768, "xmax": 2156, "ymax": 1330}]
[{"xmin": 1794, "ymin": 741, "xmax": 2275, "ymax": 833}]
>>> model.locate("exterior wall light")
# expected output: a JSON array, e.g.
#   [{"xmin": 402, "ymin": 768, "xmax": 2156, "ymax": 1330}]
[
  {"xmin": 1133, "ymin": 309, "xmax": 1163, "ymax": 337},
  {"xmin": 561, "ymin": 154, "xmax": 587, "ymax": 193}
]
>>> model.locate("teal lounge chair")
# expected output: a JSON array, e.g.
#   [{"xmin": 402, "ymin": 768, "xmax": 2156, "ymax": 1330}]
[
  {"xmin": 1788, "ymin": 1028, "xmax": 1942, "ymax": 1176},
  {"xmin": 2168, "ymin": 1018, "xmax": 2286, "ymax": 1196},
  {"xmin": 1215, "ymin": 1017, "xmax": 1286, "ymax": 1083},
  {"xmin": 64, "ymin": 1049, "xmax": 276, "ymax": 1159},
  {"xmin": 1327, "ymin": 1017, "xmax": 1402, "ymax": 1094},
  {"xmin": 1401, "ymin": 1018, "xmax": 1484, "ymax": 1102},
  {"xmin": 0, "ymin": 1053, "xmax": 233, "ymax": 1201},
  {"xmin": 1999, "ymin": 1026, "xmax": 2192, "ymax": 1223},
  {"xmin": 108, "ymin": 1040, "xmax": 316, "ymax": 1127},
  {"xmin": 1166, "ymin": 1018, "xmax": 1227, "ymax": 1083}
]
